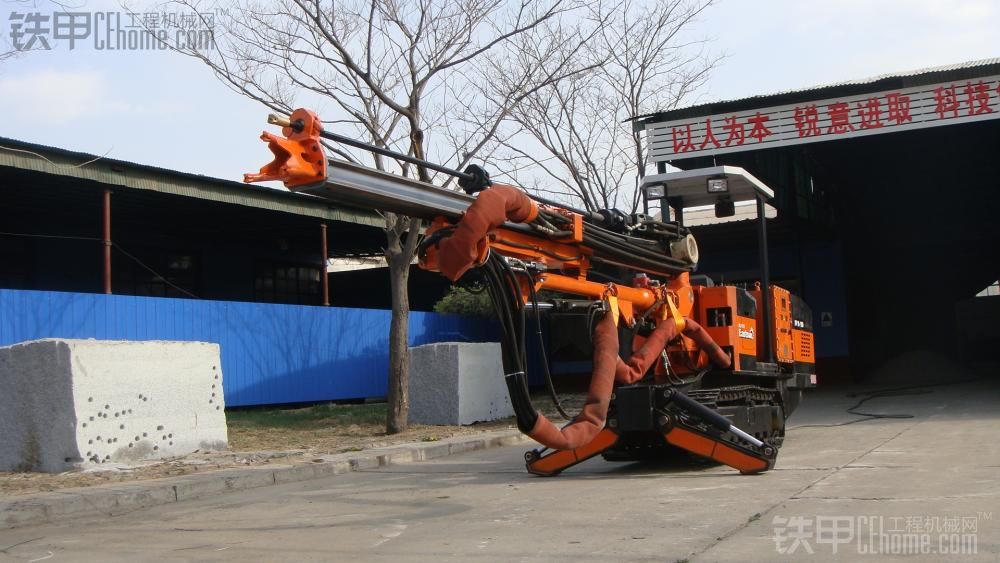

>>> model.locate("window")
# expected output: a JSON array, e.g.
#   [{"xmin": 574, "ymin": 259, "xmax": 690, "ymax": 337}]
[
  {"xmin": 706, "ymin": 307, "xmax": 733, "ymax": 327},
  {"xmin": 254, "ymin": 261, "xmax": 321, "ymax": 305},
  {"xmin": 114, "ymin": 249, "xmax": 199, "ymax": 298},
  {"xmin": 0, "ymin": 238, "xmax": 31, "ymax": 289}
]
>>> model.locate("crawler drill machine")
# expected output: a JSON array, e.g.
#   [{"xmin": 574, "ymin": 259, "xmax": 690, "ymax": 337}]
[{"xmin": 245, "ymin": 109, "xmax": 817, "ymax": 476}]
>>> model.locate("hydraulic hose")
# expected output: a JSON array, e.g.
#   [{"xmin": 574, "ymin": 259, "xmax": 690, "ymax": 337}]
[
  {"xmin": 682, "ymin": 318, "xmax": 731, "ymax": 369},
  {"xmin": 615, "ymin": 317, "xmax": 732, "ymax": 384},
  {"xmin": 615, "ymin": 320, "xmax": 678, "ymax": 384},
  {"xmin": 525, "ymin": 310, "xmax": 619, "ymax": 450}
]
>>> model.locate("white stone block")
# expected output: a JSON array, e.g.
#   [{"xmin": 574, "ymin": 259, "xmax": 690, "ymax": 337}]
[
  {"xmin": 0, "ymin": 339, "xmax": 228, "ymax": 473},
  {"xmin": 408, "ymin": 342, "xmax": 513, "ymax": 425}
]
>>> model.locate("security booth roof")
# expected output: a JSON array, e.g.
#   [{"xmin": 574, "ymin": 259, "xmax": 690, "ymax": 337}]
[{"xmin": 640, "ymin": 165, "xmax": 774, "ymax": 209}]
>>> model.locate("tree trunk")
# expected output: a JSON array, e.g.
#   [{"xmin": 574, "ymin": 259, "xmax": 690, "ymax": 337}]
[
  {"xmin": 385, "ymin": 210, "xmax": 425, "ymax": 435},
  {"xmin": 385, "ymin": 227, "xmax": 411, "ymax": 434}
]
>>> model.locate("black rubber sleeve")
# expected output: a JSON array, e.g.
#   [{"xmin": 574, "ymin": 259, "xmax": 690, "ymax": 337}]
[{"xmin": 505, "ymin": 371, "xmax": 539, "ymax": 433}]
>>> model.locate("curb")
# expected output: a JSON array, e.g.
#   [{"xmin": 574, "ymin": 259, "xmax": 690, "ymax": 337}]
[{"xmin": 1, "ymin": 430, "xmax": 532, "ymax": 530}]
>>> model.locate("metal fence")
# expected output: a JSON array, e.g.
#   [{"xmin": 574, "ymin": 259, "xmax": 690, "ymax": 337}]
[{"xmin": 0, "ymin": 289, "xmax": 498, "ymax": 406}]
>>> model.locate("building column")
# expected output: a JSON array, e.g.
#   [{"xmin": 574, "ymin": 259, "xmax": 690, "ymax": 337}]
[
  {"xmin": 103, "ymin": 189, "xmax": 112, "ymax": 294},
  {"xmin": 320, "ymin": 223, "xmax": 329, "ymax": 306}
]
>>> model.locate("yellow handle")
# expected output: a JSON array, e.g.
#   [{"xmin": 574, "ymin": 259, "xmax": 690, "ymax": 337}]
[
  {"xmin": 664, "ymin": 293, "xmax": 686, "ymax": 333},
  {"xmin": 267, "ymin": 113, "xmax": 292, "ymax": 128},
  {"xmin": 607, "ymin": 295, "xmax": 620, "ymax": 326}
]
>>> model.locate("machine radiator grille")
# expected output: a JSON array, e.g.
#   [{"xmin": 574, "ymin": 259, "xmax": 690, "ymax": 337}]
[{"xmin": 797, "ymin": 331, "xmax": 814, "ymax": 357}]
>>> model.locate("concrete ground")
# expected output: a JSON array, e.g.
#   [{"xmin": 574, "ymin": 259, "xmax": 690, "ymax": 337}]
[{"xmin": 1, "ymin": 379, "xmax": 997, "ymax": 562}]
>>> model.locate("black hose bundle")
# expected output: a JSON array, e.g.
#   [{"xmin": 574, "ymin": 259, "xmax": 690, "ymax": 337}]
[
  {"xmin": 477, "ymin": 255, "xmax": 572, "ymax": 433},
  {"xmin": 533, "ymin": 209, "xmax": 692, "ymax": 277}
]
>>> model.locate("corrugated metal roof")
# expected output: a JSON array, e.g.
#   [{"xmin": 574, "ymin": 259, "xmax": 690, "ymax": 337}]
[
  {"xmin": 0, "ymin": 137, "xmax": 382, "ymax": 228},
  {"xmin": 636, "ymin": 57, "xmax": 1000, "ymax": 125}
]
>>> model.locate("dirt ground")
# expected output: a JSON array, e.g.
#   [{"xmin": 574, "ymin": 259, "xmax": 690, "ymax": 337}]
[{"xmin": 0, "ymin": 393, "xmax": 583, "ymax": 497}]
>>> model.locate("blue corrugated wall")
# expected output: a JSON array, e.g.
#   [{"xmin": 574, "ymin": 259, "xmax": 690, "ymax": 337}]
[{"xmin": 0, "ymin": 289, "xmax": 498, "ymax": 407}]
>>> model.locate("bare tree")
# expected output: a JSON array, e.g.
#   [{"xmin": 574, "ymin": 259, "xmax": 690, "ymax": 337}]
[
  {"xmin": 491, "ymin": 0, "xmax": 718, "ymax": 213},
  {"xmin": 165, "ymin": 0, "xmax": 601, "ymax": 433}
]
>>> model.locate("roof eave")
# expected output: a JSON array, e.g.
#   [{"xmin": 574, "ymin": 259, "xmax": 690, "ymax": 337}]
[
  {"xmin": 0, "ymin": 137, "xmax": 382, "ymax": 228},
  {"xmin": 636, "ymin": 58, "xmax": 1000, "ymax": 126}
]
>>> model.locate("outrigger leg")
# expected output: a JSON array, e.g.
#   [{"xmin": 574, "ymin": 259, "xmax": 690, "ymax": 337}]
[
  {"xmin": 658, "ymin": 387, "xmax": 776, "ymax": 474},
  {"xmin": 524, "ymin": 388, "xmax": 775, "ymax": 476}
]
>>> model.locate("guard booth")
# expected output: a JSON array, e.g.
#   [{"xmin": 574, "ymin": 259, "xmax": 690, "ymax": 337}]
[{"xmin": 635, "ymin": 59, "xmax": 1000, "ymax": 382}]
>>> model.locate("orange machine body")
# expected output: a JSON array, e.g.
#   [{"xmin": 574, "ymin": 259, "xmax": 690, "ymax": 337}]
[
  {"xmin": 752, "ymin": 285, "xmax": 791, "ymax": 364},
  {"xmin": 696, "ymin": 285, "xmax": 760, "ymax": 372},
  {"xmin": 751, "ymin": 285, "xmax": 818, "ymax": 369}
]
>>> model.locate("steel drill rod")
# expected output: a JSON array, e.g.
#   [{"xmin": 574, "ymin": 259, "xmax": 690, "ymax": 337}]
[
  {"xmin": 298, "ymin": 159, "xmax": 474, "ymax": 221},
  {"xmin": 268, "ymin": 112, "xmax": 689, "ymax": 276},
  {"xmin": 270, "ymin": 112, "xmax": 601, "ymax": 220},
  {"xmin": 729, "ymin": 426, "xmax": 766, "ymax": 448},
  {"xmin": 269, "ymin": 113, "xmax": 474, "ymax": 184}
]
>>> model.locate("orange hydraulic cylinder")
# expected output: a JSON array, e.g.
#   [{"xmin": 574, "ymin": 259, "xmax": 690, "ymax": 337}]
[{"xmin": 537, "ymin": 274, "xmax": 657, "ymax": 310}]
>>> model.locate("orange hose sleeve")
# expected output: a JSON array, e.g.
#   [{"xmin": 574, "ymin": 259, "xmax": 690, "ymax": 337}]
[
  {"xmin": 615, "ymin": 316, "xmax": 731, "ymax": 384},
  {"xmin": 682, "ymin": 318, "xmax": 732, "ymax": 369},
  {"xmin": 438, "ymin": 185, "xmax": 538, "ymax": 281},
  {"xmin": 615, "ymin": 319, "xmax": 678, "ymax": 384},
  {"xmin": 528, "ymin": 310, "xmax": 618, "ymax": 451}
]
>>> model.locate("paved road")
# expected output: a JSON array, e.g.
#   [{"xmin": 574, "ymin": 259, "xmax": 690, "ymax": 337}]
[{"xmin": 1, "ymin": 381, "xmax": 998, "ymax": 562}]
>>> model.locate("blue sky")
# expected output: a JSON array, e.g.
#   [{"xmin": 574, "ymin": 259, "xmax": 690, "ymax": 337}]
[{"xmin": 1, "ymin": 0, "xmax": 998, "ymax": 182}]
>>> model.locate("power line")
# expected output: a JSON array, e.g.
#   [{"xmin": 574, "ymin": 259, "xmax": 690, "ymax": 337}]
[
  {"xmin": 112, "ymin": 244, "xmax": 200, "ymax": 299},
  {"xmin": 0, "ymin": 144, "xmax": 111, "ymax": 169}
]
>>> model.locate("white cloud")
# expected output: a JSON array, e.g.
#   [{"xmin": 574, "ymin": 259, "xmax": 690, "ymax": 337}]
[
  {"xmin": 0, "ymin": 69, "xmax": 107, "ymax": 123},
  {"xmin": 0, "ymin": 68, "xmax": 183, "ymax": 124}
]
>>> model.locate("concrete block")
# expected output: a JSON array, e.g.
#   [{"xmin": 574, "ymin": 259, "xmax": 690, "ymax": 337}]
[
  {"xmin": 173, "ymin": 467, "xmax": 275, "ymax": 501},
  {"xmin": 305, "ymin": 455, "xmax": 354, "ymax": 476},
  {"xmin": 349, "ymin": 455, "xmax": 381, "ymax": 470},
  {"xmin": 408, "ymin": 342, "xmax": 514, "ymax": 425},
  {"xmin": 449, "ymin": 438, "xmax": 486, "ymax": 455},
  {"xmin": 498, "ymin": 434, "xmax": 527, "ymax": 447},
  {"xmin": 103, "ymin": 483, "xmax": 178, "ymax": 512},
  {"xmin": 413, "ymin": 442, "xmax": 451, "ymax": 461},
  {"xmin": 0, "ymin": 499, "xmax": 50, "ymax": 528},
  {"xmin": 220, "ymin": 467, "xmax": 276, "ymax": 491},
  {"xmin": 0, "ymin": 339, "xmax": 228, "ymax": 473},
  {"xmin": 329, "ymin": 461, "xmax": 352, "ymax": 475},
  {"xmin": 273, "ymin": 464, "xmax": 321, "ymax": 485},
  {"xmin": 59, "ymin": 483, "xmax": 177, "ymax": 517},
  {"xmin": 374, "ymin": 447, "xmax": 416, "ymax": 466},
  {"xmin": 172, "ymin": 475, "xmax": 230, "ymax": 502}
]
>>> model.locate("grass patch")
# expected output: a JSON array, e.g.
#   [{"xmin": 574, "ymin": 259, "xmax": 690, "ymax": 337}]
[{"xmin": 227, "ymin": 402, "xmax": 386, "ymax": 430}]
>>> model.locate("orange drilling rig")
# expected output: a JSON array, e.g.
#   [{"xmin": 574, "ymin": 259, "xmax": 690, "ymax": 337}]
[{"xmin": 245, "ymin": 108, "xmax": 816, "ymax": 476}]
